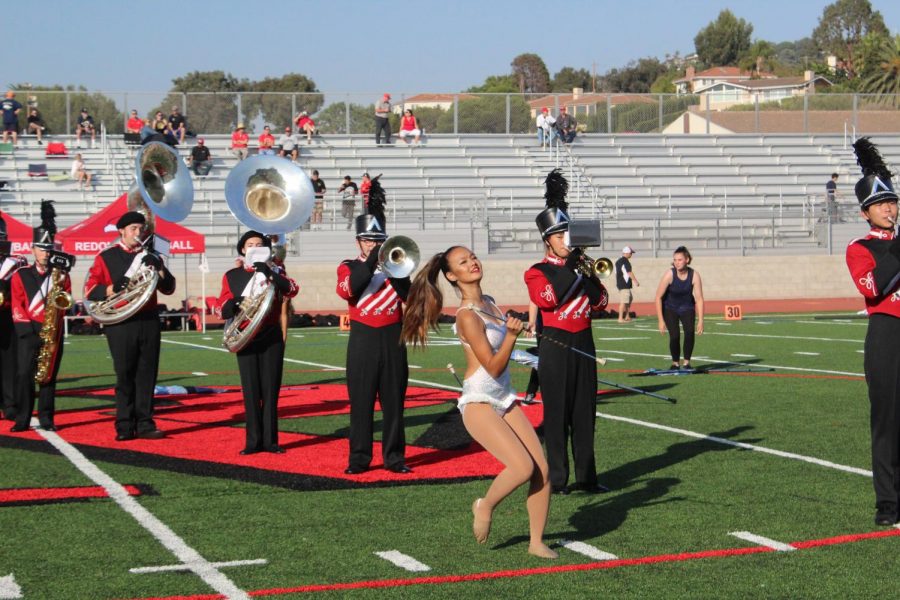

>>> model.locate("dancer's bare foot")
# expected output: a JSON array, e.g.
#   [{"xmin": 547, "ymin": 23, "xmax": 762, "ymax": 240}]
[
  {"xmin": 528, "ymin": 542, "xmax": 559, "ymax": 559},
  {"xmin": 472, "ymin": 498, "xmax": 492, "ymax": 544}
]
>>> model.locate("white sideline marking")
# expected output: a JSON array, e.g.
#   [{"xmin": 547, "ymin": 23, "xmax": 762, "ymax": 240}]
[
  {"xmin": 598, "ymin": 349, "xmax": 863, "ymax": 377},
  {"xmin": 715, "ymin": 322, "xmax": 731, "ymax": 326},
  {"xmin": 292, "ymin": 334, "xmax": 305, "ymax": 338},
  {"xmin": 34, "ymin": 421, "xmax": 250, "ymax": 600},
  {"xmin": 408, "ymin": 364, "xmax": 422, "ymax": 369},
  {"xmin": 597, "ymin": 412, "xmax": 872, "ymax": 478},
  {"xmin": 130, "ymin": 559, "xmax": 268, "ymax": 574},
  {"xmin": 729, "ymin": 531, "xmax": 795, "ymax": 552},
  {"xmin": 731, "ymin": 354, "xmax": 755, "ymax": 358},
  {"xmin": 191, "ymin": 371, "xmax": 208, "ymax": 376},
  {"xmin": 601, "ymin": 337, "xmax": 649, "ymax": 341},
  {"xmin": 0, "ymin": 574, "xmax": 22, "ymax": 599},
  {"xmin": 795, "ymin": 320, "xmax": 864, "ymax": 327},
  {"xmin": 705, "ymin": 332, "xmax": 861, "ymax": 343},
  {"xmin": 857, "ymin": 350, "xmax": 865, "ymax": 354},
  {"xmin": 558, "ymin": 539, "xmax": 618, "ymax": 560},
  {"xmin": 374, "ymin": 550, "xmax": 431, "ymax": 572},
  {"xmin": 755, "ymin": 321, "xmax": 773, "ymax": 325},
  {"xmin": 793, "ymin": 352, "xmax": 820, "ymax": 356},
  {"xmin": 603, "ymin": 357, "xmax": 625, "ymax": 362},
  {"xmin": 201, "ymin": 336, "xmax": 213, "ymax": 340}
]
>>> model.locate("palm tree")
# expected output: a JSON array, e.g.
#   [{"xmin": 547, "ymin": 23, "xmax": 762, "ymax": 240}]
[{"xmin": 861, "ymin": 34, "xmax": 900, "ymax": 106}]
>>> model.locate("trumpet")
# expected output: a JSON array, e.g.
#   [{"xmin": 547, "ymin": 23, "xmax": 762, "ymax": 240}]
[{"xmin": 574, "ymin": 251, "xmax": 613, "ymax": 280}]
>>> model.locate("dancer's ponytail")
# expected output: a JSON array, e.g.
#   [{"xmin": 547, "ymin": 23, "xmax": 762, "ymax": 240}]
[{"xmin": 401, "ymin": 246, "xmax": 462, "ymax": 347}]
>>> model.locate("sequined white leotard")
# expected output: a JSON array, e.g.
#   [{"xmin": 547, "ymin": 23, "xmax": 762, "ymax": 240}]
[{"xmin": 456, "ymin": 300, "xmax": 518, "ymax": 416}]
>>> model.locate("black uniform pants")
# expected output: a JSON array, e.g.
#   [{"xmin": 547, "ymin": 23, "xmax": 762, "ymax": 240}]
[
  {"xmin": 236, "ymin": 325, "xmax": 285, "ymax": 451},
  {"xmin": 864, "ymin": 313, "xmax": 900, "ymax": 515},
  {"xmin": 346, "ymin": 321, "xmax": 408, "ymax": 469},
  {"xmin": 663, "ymin": 308, "xmax": 696, "ymax": 363},
  {"xmin": 105, "ymin": 313, "xmax": 161, "ymax": 436},
  {"xmin": 538, "ymin": 327, "xmax": 598, "ymax": 488},
  {"xmin": 374, "ymin": 116, "xmax": 391, "ymax": 145},
  {"xmin": 0, "ymin": 309, "xmax": 16, "ymax": 420},
  {"xmin": 15, "ymin": 330, "xmax": 63, "ymax": 428}
]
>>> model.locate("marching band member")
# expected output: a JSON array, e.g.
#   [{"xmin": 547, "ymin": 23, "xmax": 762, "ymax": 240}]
[
  {"xmin": 0, "ymin": 213, "xmax": 23, "ymax": 421},
  {"xmin": 218, "ymin": 231, "xmax": 298, "ymax": 455},
  {"xmin": 84, "ymin": 211, "xmax": 175, "ymax": 441},
  {"xmin": 336, "ymin": 178, "xmax": 412, "ymax": 475},
  {"xmin": 9, "ymin": 201, "xmax": 71, "ymax": 432},
  {"xmin": 845, "ymin": 138, "xmax": 900, "ymax": 526},
  {"xmin": 524, "ymin": 170, "xmax": 609, "ymax": 495}
]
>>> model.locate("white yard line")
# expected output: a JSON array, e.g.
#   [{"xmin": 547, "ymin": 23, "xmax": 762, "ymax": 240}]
[
  {"xmin": 35, "ymin": 422, "xmax": 249, "ymax": 600},
  {"xmin": 599, "ymin": 349, "xmax": 864, "ymax": 377},
  {"xmin": 793, "ymin": 352, "xmax": 820, "ymax": 356},
  {"xmin": 597, "ymin": 413, "xmax": 872, "ymax": 478},
  {"xmin": 130, "ymin": 559, "xmax": 268, "ymax": 574},
  {"xmin": 795, "ymin": 320, "xmax": 866, "ymax": 327},
  {"xmin": 699, "ymin": 332, "xmax": 862, "ymax": 344},
  {"xmin": 729, "ymin": 531, "xmax": 795, "ymax": 552},
  {"xmin": 558, "ymin": 539, "xmax": 618, "ymax": 560},
  {"xmin": 730, "ymin": 354, "xmax": 756, "ymax": 358},
  {"xmin": 374, "ymin": 551, "xmax": 431, "ymax": 572}
]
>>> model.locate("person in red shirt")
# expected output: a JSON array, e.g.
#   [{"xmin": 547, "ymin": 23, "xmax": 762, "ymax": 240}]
[
  {"xmin": 524, "ymin": 169, "xmax": 608, "ymax": 496},
  {"xmin": 845, "ymin": 137, "xmax": 900, "ymax": 526},
  {"xmin": 294, "ymin": 111, "xmax": 317, "ymax": 145},
  {"xmin": 126, "ymin": 110, "xmax": 144, "ymax": 134},
  {"xmin": 336, "ymin": 179, "xmax": 411, "ymax": 475},
  {"xmin": 359, "ymin": 172, "xmax": 372, "ymax": 206},
  {"xmin": 218, "ymin": 231, "xmax": 299, "ymax": 455},
  {"xmin": 258, "ymin": 125, "xmax": 276, "ymax": 156},
  {"xmin": 397, "ymin": 109, "xmax": 422, "ymax": 146},
  {"xmin": 230, "ymin": 124, "xmax": 249, "ymax": 161},
  {"xmin": 9, "ymin": 201, "xmax": 72, "ymax": 433}
]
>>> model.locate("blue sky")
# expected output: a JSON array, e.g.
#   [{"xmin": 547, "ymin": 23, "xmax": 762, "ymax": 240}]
[{"xmin": 9, "ymin": 0, "xmax": 900, "ymax": 98}]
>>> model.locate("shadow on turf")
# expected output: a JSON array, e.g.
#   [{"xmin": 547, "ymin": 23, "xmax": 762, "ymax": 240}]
[{"xmin": 596, "ymin": 383, "xmax": 678, "ymax": 404}]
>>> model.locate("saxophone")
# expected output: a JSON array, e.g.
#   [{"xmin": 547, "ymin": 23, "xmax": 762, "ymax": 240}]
[{"xmin": 35, "ymin": 267, "xmax": 73, "ymax": 385}]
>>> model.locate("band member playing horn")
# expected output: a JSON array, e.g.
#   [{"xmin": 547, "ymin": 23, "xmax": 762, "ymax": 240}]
[
  {"xmin": 336, "ymin": 178, "xmax": 412, "ymax": 475},
  {"xmin": 524, "ymin": 169, "xmax": 609, "ymax": 495},
  {"xmin": 0, "ymin": 213, "xmax": 24, "ymax": 421},
  {"xmin": 218, "ymin": 231, "xmax": 299, "ymax": 455},
  {"xmin": 9, "ymin": 201, "xmax": 72, "ymax": 432},
  {"xmin": 84, "ymin": 211, "xmax": 175, "ymax": 441},
  {"xmin": 845, "ymin": 138, "xmax": 900, "ymax": 527}
]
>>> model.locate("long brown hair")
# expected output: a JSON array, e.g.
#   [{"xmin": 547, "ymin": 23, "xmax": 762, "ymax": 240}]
[{"xmin": 401, "ymin": 246, "xmax": 462, "ymax": 348}]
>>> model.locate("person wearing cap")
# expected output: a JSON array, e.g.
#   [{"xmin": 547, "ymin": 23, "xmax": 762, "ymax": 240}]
[
  {"xmin": 218, "ymin": 231, "xmax": 299, "ymax": 455},
  {"xmin": 295, "ymin": 111, "xmax": 317, "ymax": 145},
  {"xmin": 126, "ymin": 110, "xmax": 144, "ymax": 134},
  {"xmin": 374, "ymin": 93, "xmax": 392, "ymax": 146},
  {"xmin": 230, "ymin": 123, "xmax": 249, "ymax": 160},
  {"xmin": 615, "ymin": 246, "xmax": 639, "ymax": 323},
  {"xmin": 845, "ymin": 137, "xmax": 900, "ymax": 526},
  {"xmin": 84, "ymin": 211, "xmax": 176, "ymax": 441},
  {"xmin": 536, "ymin": 107, "xmax": 556, "ymax": 149},
  {"xmin": 277, "ymin": 127, "xmax": 299, "ymax": 162},
  {"xmin": 75, "ymin": 108, "xmax": 96, "ymax": 148},
  {"xmin": 0, "ymin": 213, "xmax": 25, "ymax": 422},
  {"xmin": 167, "ymin": 106, "xmax": 186, "ymax": 145},
  {"xmin": 1, "ymin": 91, "xmax": 22, "ymax": 147},
  {"xmin": 188, "ymin": 138, "xmax": 212, "ymax": 176},
  {"xmin": 9, "ymin": 201, "xmax": 72, "ymax": 433},
  {"xmin": 524, "ymin": 169, "xmax": 609, "ymax": 495},
  {"xmin": 555, "ymin": 106, "xmax": 577, "ymax": 144},
  {"xmin": 336, "ymin": 178, "xmax": 411, "ymax": 475},
  {"xmin": 654, "ymin": 246, "xmax": 703, "ymax": 371}
]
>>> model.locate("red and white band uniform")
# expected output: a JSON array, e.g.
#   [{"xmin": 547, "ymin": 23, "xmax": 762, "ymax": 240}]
[
  {"xmin": 525, "ymin": 253, "xmax": 609, "ymax": 490},
  {"xmin": 0, "ymin": 255, "xmax": 23, "ymax": 420},
  {"xmin": 336, "ymin": 251, "xmax": 411, "ymax": 471}
]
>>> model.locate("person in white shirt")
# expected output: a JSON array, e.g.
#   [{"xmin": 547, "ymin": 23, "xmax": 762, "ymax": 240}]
[
  {"xmin": 278, "ymin": 127, "xmax": 299, "ymax": 162},
  {"xmin": 536, "ymin": 108, "xmax": 556, "ymax": 149},
  {"xmin": 70, "ymin": 153, "xmax": 92, "ymax": 188}
]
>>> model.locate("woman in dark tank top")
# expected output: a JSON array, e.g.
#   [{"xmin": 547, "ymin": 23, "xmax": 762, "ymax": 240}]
[{"xmin": 654, "ymin": 246, "xmax": 705, "ymax": 370}]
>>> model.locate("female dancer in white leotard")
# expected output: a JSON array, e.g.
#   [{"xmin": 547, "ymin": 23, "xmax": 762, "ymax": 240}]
[{"xmin": 401, "ymin": 246, "xmax": 557, "ymax": 559}]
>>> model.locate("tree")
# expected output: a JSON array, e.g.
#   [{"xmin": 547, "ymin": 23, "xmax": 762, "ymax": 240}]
[
  {"xmin": 434, "ymin": 96, "xmax": 531, "ymax": 134},
  {"xmin": 511, "ymin": 53, "xmax": 550, "ymax": 94},
  {"xmin": 150, "ymin": 71, "xmax": 250, "ymax": 135},
  {"xmin": 812, "ymin": 0, "xmax": 889, "ymax": 78},
  {"xmin": 650, "ymin": 74, "xmax": 676, "ymax": 94},
  {"xmin": 774, "ymin": 38, "xmax": 821, "ymax": 69},
  {"xmin": 552, "ymin": 67, "xmax": 593, "ymax": 93},
  {"xmin": 602, "ymin": 58, "xmax": 667, "ymax": 93},
  {"xmin": 243, "ymin": 73, "xmax": 323, "ymax": 129},
  {"xmin": 314, "ymin": 102, "xmax": 375, "ymax": 135},
  {"xmin": 861, "ymin": 34, "xmax": 900, "ymax": 102},
  {"xmin": 466, "ymin": 74, "xmax": 519, "ymax": 93},
  {"xmin": 13, "ymin": 84, "xmax": 124, "ymax": 134},
  {"xmin": 739, "ymin": 40, "xmax": 778, "ymax": 76},
  {"xmin": 694, "ymin": 9, "xmax": 754, "ymax": 67}
]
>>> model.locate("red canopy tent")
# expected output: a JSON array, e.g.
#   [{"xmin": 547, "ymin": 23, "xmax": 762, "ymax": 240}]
[{"xmin": 1, "ymin": 210, "xmax": 38, "ymax": 254}]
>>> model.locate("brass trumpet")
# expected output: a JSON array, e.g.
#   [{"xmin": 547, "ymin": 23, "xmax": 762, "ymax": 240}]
[{"xmin": 575, "ymin": 252, "xmax": 613, "ymax": 280}]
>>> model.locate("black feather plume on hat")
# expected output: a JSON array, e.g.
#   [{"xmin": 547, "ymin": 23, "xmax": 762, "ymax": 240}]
[
  {"xmin": 40, "ymin": 199, "xmax": 57, "ymax": 236},
  {"xmin": 544, "ymin": 168, "xmax": 569, "ymax": 212},
  {"xmin": 367, "ymin": 178, "xmax": 386, "ymax": 229},
  {"xmin": 853, "ymin": 137, "xmax": 894, "ymax": 180}
]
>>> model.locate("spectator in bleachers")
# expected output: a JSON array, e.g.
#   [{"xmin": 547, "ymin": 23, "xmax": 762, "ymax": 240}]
[
  {"xmin": 75, "ymin": 108, "xmax": 96, "ymax": 148},
  {"xmin": 70, "ymin": 153, "xmax": 92, "ymax": 188},
  {"xmin": 555, "ymin": 107, "xmax": 576, "ymax": 144},
  {"xmin": 26, "ymin": 108, "xmax": 47, "ymax": 145},
  {"xmin": 230, "ymin": 124, "xmax": 249, "ymax": 160},
  {"xmin": 360, "ymin": 172, "xmax": 372, "ymax": 206},
  {"xmin": 126, "ymin": 110, "xmax": 144, "ymax": 134},
  {"xmin": 1, "ymin": 91, "xmax": 22, "ymax": 147},
  {"xmin": 188, "ymin": 138, "xmax": 212, "ymax": 176},
  {"xmin": 338, "ymin": 175, "xmax": 359, "ymax": 229},
  {"xmin": 295, "ymin": 111, "xmax": 317, "ymax": 145},
  {"xmin": 310, "ymin": 170, "xmax": 326, "ymax": 226},
  {"xmin": 258, "ymin": 126, "xmax": 276, "ymax": 156},
  {"xmin": 278, "ymin": 127, "xmax": 299, "ymax": 162},
  {"xmin": 168, "ymin": 106, "xmax": 186, "ymax": 144},
  {"xmin": 397, "ymin": 109, "xmax": 422, "ymax": 146},
  {"xmin": 536, "ymin": 107, "xmax": 556, "ymax": 149},
  {"xmin": 374, "ymin": 93, "xmax": 392, "ymax": 146},
  {"xmin": 826, "ymin": 172, "xmax": 842, "ymax": 223},
  {"xmin": 152, "ymin": 111, "xmax": 167, "ymax": 135}
]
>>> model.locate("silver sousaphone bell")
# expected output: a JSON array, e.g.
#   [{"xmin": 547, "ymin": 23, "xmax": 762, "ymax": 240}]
[
  {"xmin": 224, "ymin": 156, "xmax": 315, "ymax": 234},
  {"xmin": 135, "ymin": 141, "xmax": 194, "ymax": 222},
  {"xmin": 378, "ymin": 235, "xmax": 420, "ymax": 278}
]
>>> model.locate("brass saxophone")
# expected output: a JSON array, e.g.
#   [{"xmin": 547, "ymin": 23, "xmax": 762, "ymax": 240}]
[{"xmin": 35, "ymin": 267, "xmax": 73, "ymax": 385}]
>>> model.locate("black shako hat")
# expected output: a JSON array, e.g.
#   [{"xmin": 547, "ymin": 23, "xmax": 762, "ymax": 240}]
[
  {"xmin": 535, "ymin": 168, "xmax": 571, "ymax": 239},
  {"xmin": 853, "ymin": 137, "xmax": 899, "ymax": 210},
  {"xmin": 33, "ymin": 200, "xmax": 57, "ymax": 249},
  {"xmin": 355, "ymin": 176, "xmax": 388, "ymax": 241},
  {"xmin": 116, "ymin": 211, "xmax": 146, "ymax": 230},
  {"xmin": 236, "ymin": 230, "xmax": 271, "ymax": 256}
]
